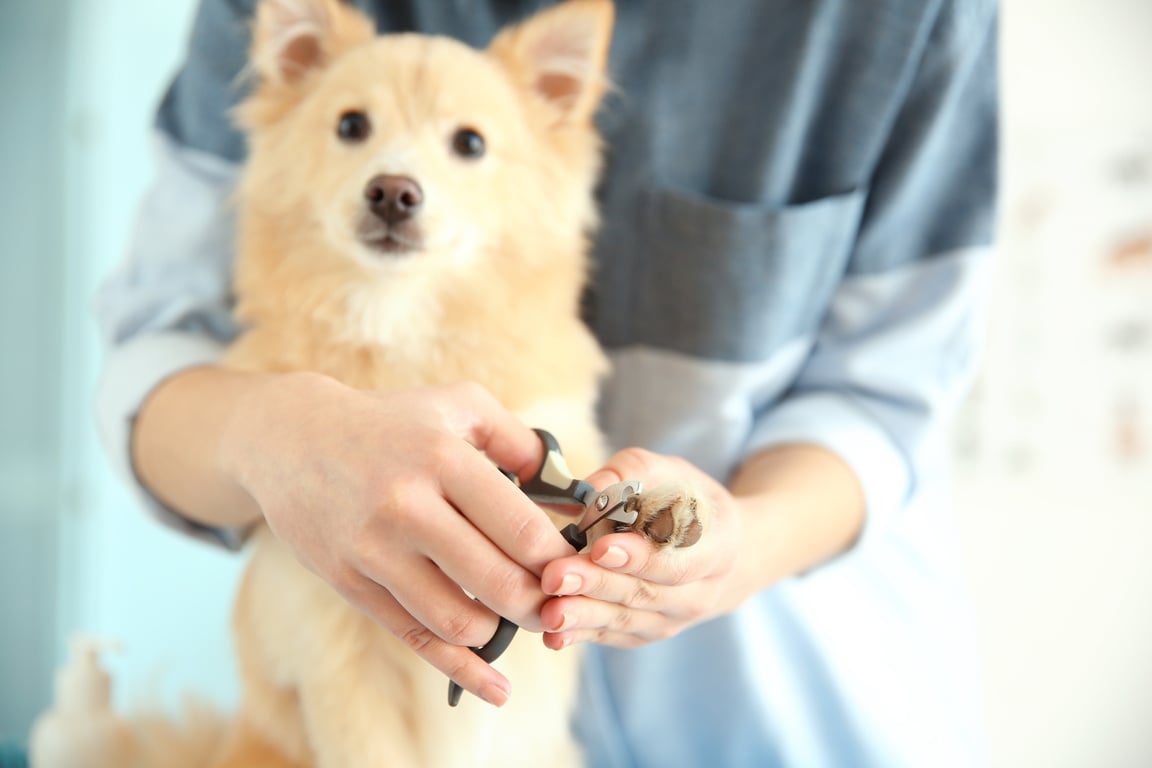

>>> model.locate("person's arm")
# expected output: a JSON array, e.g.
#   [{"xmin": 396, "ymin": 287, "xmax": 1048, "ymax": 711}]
[
  {"xmin": 539, "ymin": 2, "xmax": 998, "ymax": 647},
  {"xmin": 728, "ymin": 443, "xmax": 864, "ymax": 588},
  {"xmin": 131, "ymin": 367, "xmax": 264, "ymax": 530}
]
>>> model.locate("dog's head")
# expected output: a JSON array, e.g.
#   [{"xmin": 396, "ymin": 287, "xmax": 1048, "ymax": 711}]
[{"xmin": 235, "ymin": 0, "xmax": 613, "ymax": 298}]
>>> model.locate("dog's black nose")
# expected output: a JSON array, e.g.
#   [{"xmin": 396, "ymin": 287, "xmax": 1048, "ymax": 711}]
[{"xmin": 364, "ymin": 175, "xmax": 423, "ymax": 224}]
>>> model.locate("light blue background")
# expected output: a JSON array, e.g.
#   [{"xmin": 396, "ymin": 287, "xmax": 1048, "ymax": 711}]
[{"xmin": 0, "ymin": 0, "xmax": 243, "ymax": 742}]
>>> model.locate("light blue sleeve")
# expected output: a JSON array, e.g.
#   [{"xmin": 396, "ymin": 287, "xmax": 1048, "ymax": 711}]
[
  {"xmin": 94, "ymin": 132, "xmax": 246, "ymax": 549},
  {"xmin": 93, "ymin": 0, "xmax": 279, "ymax": 547}
]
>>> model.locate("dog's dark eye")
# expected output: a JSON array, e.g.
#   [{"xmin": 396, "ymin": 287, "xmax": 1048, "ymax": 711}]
[
  {"xmin": 451, "ymin": 127, "xmax": 486, "ymax": 159},
  {"xmin": 337, "ymin": 111, "xmax": 371, "ymax": 143}
]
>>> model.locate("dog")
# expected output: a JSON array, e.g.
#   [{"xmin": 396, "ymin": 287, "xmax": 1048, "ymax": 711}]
[{"xmin": 36, "ymin": 2, "xmax": 709, "ymax": 766}]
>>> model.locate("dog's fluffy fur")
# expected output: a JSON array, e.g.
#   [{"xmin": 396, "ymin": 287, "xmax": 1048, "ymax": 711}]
[
  {"xmin": 35, "ymin": 2, "xmax": 708, "ymax": 766},
  {"xmin": 213, "ymin": 3, "xmax": 618, "ymax": 765}
]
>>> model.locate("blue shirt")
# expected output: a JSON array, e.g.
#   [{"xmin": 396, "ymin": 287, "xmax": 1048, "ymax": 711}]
[{"xmin": 96, "ymin": 1, "xmax": 998, "ymax": 765}]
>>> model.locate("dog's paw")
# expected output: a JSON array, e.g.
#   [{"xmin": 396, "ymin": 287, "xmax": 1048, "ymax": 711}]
[{"xmin": 621, "ymin": 483, "xmax": 709, "ymax": 549}]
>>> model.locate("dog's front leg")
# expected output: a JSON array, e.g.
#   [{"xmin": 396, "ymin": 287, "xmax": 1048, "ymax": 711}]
[{"xmin": 297, "ymin": 640, "xmax": 424, "ymax": 768}]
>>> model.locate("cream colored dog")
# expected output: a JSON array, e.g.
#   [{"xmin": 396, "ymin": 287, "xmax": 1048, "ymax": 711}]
[{"xmin": 38, "ymin": 2, "xmax": 708, "ymax": 766}]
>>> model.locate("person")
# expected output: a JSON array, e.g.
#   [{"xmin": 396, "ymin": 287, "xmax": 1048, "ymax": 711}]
[{"xmin": 95, "ymin": 0, "xmax": 998, "ymax": 765}]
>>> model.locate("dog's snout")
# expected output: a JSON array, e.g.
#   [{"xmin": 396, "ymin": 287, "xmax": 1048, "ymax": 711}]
[{"xmin": 365, "ymin": 175, "xmax": 423, "ymax": 224}]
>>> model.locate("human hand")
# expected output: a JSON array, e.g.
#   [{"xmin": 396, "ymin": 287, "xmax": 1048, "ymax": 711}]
[
  {"xmin": 538, "ymin": 448, "xmax": 752, "ymax": 650},
  {"xmin": 221, "ymin": 373, "xmax": 575, "ymax": 705}
]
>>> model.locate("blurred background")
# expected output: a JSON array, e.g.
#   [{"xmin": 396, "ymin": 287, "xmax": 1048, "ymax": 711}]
[{"xmin": 1, "ymin": 1, "xmax": 1150, "ymax": 766}]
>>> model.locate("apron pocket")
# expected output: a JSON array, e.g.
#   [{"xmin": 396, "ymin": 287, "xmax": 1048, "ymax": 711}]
[{"xmin": 631, "ymin": 184, "xmax": 866, "ymax": 362}]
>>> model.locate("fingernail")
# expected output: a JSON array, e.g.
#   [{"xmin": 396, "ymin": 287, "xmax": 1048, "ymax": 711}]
[
  {"xmin": 551, "ymin": 612, "xmax": 570, "ymax": 632},
  {"xmin": 595, "ymin": 545, "xmax": 628, "ymax": 568},
  {"xmin": 557, "ymin": 573, "xmax": 582, "ymax": 595},
  {"xmin": 480, "ymin": 681, "xmax": 510, "ymax": 707}
]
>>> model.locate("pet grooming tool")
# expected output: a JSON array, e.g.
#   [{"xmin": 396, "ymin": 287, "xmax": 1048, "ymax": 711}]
[{"xmin": 448, "ymin": 429, "xmax": 642, "ymax": 706}]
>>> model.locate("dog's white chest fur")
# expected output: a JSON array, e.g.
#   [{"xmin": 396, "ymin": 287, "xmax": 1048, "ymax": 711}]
[{"xmin": 340, "ymin": 269, "xmax": 441, "ymax": 353}]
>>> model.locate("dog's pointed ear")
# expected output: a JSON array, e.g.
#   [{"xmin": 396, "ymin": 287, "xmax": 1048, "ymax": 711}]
[
  {"xmin": 488, "ymin": 0, "xmax": 615, "ymax": 127},
  {"xmin": 251, "ymin": 0, "xmax": 375, "ymax": 86}
]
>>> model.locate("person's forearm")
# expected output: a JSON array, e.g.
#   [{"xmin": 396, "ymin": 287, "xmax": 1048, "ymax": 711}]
[
  {"xmin": 729, "ymin": 444, "xmax": 866, "ymax": 590},
  {"xmin": 132, "ymin": 365, "xmax": 274, "ymax": 529}
]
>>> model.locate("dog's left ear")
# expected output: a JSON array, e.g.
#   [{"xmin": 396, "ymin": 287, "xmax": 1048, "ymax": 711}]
[{"xmin": 489, "ymin": 0, "xmax": 615, "ymax": 127}]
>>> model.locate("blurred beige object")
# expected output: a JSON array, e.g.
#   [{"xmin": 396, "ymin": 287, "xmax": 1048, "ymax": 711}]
[
  {"xmin": 1107, "ymin": 233, "xmax": 1152, "ymax": 270},
  {"xmin": 29, "ymin": 638, "xmax": 133, "ymax": 768},
  {"xmin": 955, "ymin": 1, "xmax": 1152, "ymax": 766}
]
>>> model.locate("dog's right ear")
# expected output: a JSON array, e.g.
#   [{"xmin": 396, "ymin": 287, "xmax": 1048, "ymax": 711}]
[
  {"xmin": 489, "ymin": 0, "xmax": 615, "ymax": 128},
  {"xmin": 250, "ymin": 0, "xmax": 375, "ymax": 87}
]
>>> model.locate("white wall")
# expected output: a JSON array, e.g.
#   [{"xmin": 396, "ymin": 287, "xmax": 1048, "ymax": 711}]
[{"xmin": 955, "ymin": 1, "xmax": 1152, "ymax": 766}]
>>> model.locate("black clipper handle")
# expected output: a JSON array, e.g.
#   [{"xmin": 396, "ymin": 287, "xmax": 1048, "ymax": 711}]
[
  {"xmin": 560, "ymin": 523, "xmax": 588, "ymax": 551},
  {"xmin": 519, "ymin": 429, "xmax": 595, "ymax": 507},
  {"xmin": 448, "ymin": 616, "xmax": 520, "ymax": 707},
  {"xmin": 448, "ymin": 429, "xmax": 590, "ymax": 707}
]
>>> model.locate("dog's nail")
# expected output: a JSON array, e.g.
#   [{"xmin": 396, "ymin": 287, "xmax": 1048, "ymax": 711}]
[
  {"xmin": 595, "ymin": 545, "xmax": 628, "ymax": 569},
  {"xmin": 480, "ymin": 682, "xmax": 510, "ymax": 707},
  {"xmin": 556, "ymin": 573, "xmax": 582, "ymax": 595}
]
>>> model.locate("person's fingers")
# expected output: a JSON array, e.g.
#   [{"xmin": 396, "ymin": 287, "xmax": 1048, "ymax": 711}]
[
  {"xmin": 540, "ymin": 590, "xmax": 683, "ymax": 646},
  {"xmin": 541, "ymin": 552, "xmax": 677, "ymax": 608},
  {"xmin": 365, "ymin": 552, "xmax": 508, "ymax": 647},
  {"xmin": 539, "ymin": 575, "xmax": 711, "ymax": 633},
  {"xmin": 339, "ymin": 572, "xmax": 512, "ymax": 707},
  {"xmin": 410, "ymin": 499, "xmax": 552, "ymax": 632},
  {"xmin": 347, "ymin": 475, "xmax": 550, "ymax": 633},
  {"xmin": 585, "ymin": 531, "xmax": 709, "ymax": 585},
  {"xmin": 544, "ymin": 627, "xmax": 656, "ymax": 650},
  {"xmin": 434, "ymin": 382, "xmax": 545, "ymax": 481},
  {"xmin": 439, "ymin": 436, "xmax": 575, "ymax": 575},
  {"xmin": 581, "ymin": 446, "xmax": 663, "ymax": 497},
  {"xmin": 541, "ymin": 529, "xmax": 710, "ymax": 602}
]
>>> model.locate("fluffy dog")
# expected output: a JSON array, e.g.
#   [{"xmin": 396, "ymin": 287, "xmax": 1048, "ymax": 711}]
[{"xmin": 40, "ymin": 2, "xmax": 709, "ymax": 766}]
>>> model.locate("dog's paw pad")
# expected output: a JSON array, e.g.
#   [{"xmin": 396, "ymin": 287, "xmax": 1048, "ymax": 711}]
[{"xmin": 623, "ymin": 484, "xmax": 708, "ymax": 549}]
